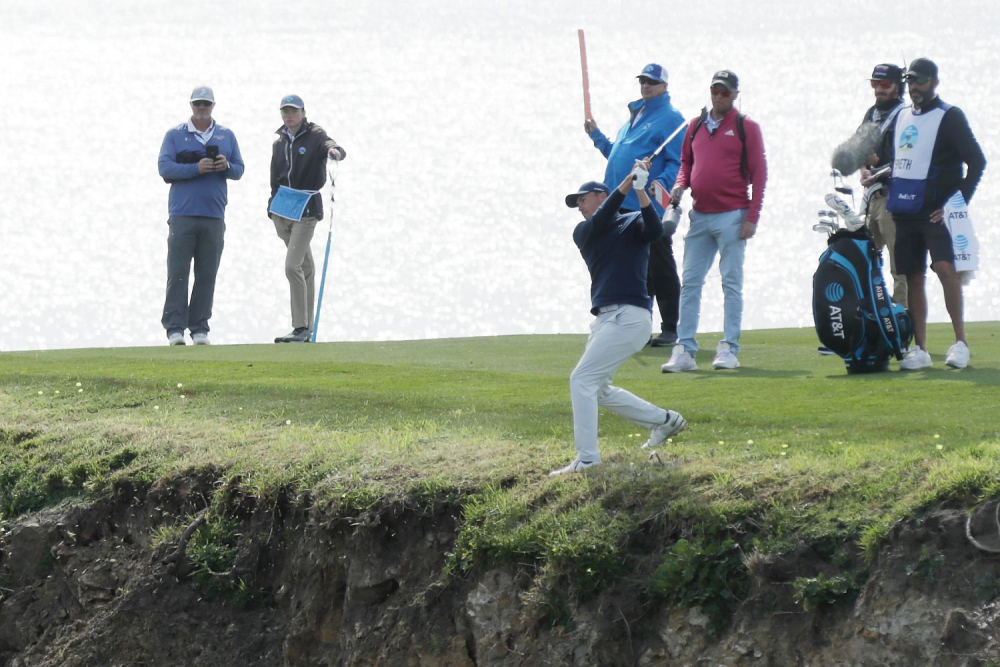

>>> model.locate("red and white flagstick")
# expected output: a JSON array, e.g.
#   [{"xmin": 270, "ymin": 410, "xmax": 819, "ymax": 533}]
[{"xmin": 578, "ymin": 29, "xmax": 592, "ymax": 121}]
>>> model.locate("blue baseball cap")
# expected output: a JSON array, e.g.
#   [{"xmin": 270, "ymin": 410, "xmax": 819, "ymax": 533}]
[
  {"xmin": 279, "ymin": 94, "xmax": 305, "ymax": 109},
  {"xmin": 637, "ymin": 63, "xmax": 667, "ymax": 84},
  {"xmin": 190, "ymin": 86, "xmax": 215, "ymax": 103},
  {"xmin": 565, "ymin": 181, "xmax": 611, "ymax": 208}
]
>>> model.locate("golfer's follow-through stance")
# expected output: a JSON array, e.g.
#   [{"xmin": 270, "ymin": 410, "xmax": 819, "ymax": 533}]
[{"xmin": 551, "ymin": 161, "xmax": 687, "ymax": 477}]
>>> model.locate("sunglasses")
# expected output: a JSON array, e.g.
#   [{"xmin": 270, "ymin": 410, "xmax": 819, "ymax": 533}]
[
  {"xmin": 870, "ymin": 80, "xmax": 894, "ymax": 90},
  {"xmin": 905, "ymin": 75, "xmax": 931, "ymax": 85},
  {"xmin": 280, "ymin": 107, "xmax": 303, "ymax": 113},
  {"xmin": 710, "ymin": 86, "xmax": 732, "ymax": 98},
  {"xmin": 638, "ymin": 77, "xmax": 662, "ymax": 86},
  {"xmin": 191, "ymin": 101, "xmax": 214, "ymax": 107}
]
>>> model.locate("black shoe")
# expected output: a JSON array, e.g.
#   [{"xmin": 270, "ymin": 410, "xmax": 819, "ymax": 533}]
[
  {"xmin": 275, "ymin": 327, "xmax": 311, "ymax": 343},
  {"xmin": 651, "ymin": 331, "xmax": 678, "ymax": 347}
]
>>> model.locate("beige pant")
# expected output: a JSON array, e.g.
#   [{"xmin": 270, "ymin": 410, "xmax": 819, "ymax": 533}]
[
  {"xmin": 271, "ymin": 214, "xmax": 318, "ymax": 329},
  {"xmin": 867, "ymin": 190, "xmax": 907, "ymax": 308}
]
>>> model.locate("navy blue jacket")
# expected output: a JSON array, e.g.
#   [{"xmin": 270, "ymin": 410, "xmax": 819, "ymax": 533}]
[{"xmin": 574, "ymin": 190, "xmax": 663, "ymax": 314}]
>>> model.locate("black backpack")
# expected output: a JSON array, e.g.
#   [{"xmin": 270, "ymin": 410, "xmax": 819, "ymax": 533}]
[
  {"xmin": 689, "ymin": 107, "xmax": 748, "ymax": 179},
  {"xmin": 812, "ymin": 228, "xmax": 912, "ymax": 374}
]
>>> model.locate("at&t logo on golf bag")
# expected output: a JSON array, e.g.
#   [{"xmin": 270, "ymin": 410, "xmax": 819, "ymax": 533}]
[{"xmin": 812, "ymin": 229, "xmax": 912, "ymax": 374}]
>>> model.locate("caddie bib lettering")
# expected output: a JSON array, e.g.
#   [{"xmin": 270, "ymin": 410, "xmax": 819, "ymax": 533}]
[{"xmin": 887, "ymin": 104, "xmax": 949, "ymax": 214}]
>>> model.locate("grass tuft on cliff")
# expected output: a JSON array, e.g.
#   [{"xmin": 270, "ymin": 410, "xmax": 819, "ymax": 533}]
[{"xmin": 3, "ymin": 323, "xmax": 1000, "ymax": 589}]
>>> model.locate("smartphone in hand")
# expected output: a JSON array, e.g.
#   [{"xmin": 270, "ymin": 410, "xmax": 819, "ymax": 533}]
[{"xmin": 205, "ymin": 145, "xmax": 219, "ymax": 160}]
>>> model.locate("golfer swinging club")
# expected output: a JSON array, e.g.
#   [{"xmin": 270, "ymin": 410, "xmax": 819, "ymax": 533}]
[{"xmin": 551, "ymin": 160, "xmax": 687, "ymax": 476}]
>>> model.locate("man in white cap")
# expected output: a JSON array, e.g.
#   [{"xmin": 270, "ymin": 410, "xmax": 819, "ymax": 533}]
[
  {"xmin": 157, "ymin": 86, "xmax": 245, "ymax": 346},
  {"xmin": 268, "ymin": 94, "xmax": 346, "ymax": 343},
  {"xmin": 550, "ymin": 161, "xmax": 687, "ymax": 477},
  {"xmin": 584, "ymin": 63, "xmax": 686, "ymax": 349}
]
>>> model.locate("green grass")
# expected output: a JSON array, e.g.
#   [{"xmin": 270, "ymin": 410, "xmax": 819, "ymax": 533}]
[{"xmin": 3, "ymin": 323, "xmax": 1000, "ymax": 599}]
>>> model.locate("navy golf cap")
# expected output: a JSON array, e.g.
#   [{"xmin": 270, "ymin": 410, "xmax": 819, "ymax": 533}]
[
  {"xmin": 871, "ymin": 64, "xmax": 904, "ymax": 83},
  {"xmin": 565, "ymin": 181, "xmax": 611, "ymax": 208},
  {"xmin": 906, "ymin": 57, "xmax": 938, "ymax": 79},
  {"xmin": 711, "ymin": 70, "xmax": 739, "ymax": 91},
  {"xmin": 279, "ymin": 94, "xmax": 305, "ymax": 109},
  {"xmin": 637, "ymin": 63, "xmax": 667, "ymax": 84}
]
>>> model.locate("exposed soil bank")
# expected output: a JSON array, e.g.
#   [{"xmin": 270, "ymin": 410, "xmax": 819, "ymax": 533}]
[{"xmin": 2, "ymin": 477, "xmax": 999, "ymax": 666}]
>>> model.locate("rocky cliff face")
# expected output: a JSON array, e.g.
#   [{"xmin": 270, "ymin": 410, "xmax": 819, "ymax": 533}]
[{"xmin": 1, "ymin": 478, "xmax": 998, "ymax": 666}]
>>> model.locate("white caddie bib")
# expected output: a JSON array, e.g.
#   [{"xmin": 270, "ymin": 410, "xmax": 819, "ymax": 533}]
[{"xmin": 887, "ymin": 104, "xmax": 948, "ymax": 214}]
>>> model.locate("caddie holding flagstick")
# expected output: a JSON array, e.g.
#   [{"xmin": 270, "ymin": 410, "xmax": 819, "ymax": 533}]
[
  {"xmin": 268, "ymin": 94, "xmax": 346, "ymax": 344},
  {"xmin": 550, "ymin": 159, "xmax": 687, "ymax": 476},
  {"xmin": 584, "ymin": 63, "xmax": 687, "ymax": 349}
]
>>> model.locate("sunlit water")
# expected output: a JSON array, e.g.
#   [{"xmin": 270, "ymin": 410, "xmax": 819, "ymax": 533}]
[{"xmin": 2, "ymin": 0, "xmax": 998, "ymax": 351}]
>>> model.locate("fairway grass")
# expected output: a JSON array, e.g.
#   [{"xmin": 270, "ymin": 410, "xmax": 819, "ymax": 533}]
[{"xmin": 3, "ymin": 323, "xmax": 1000, "ymax": 595}]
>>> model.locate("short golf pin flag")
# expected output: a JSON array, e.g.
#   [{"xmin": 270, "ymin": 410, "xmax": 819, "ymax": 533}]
[{"xmin": 650, "ymin": 181, "xmax": 671, "ymax": 210}]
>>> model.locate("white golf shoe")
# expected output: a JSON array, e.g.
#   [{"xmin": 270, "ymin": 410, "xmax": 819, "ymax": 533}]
[
  {"xmin": 549, "ymin": 459, "xmax": 601, "ymax": 476},
  {"xmin": 662, "ymin": 345, "xmax": 697, "ymax": 373},
  {"xmin": 900, "ymin": 346, "xmax": 932, "ymax": 370},
  {"xmin": 945, "ymin": 341, "xmax": 969, "ymax": 369},
  {"xmin": 712, "ymin": 342, "xmax": 740, "ymax": 370},
  {"xmin": 192, "ymin": 333, "xmax": 211, "ymax": 346},
  {"xmin": 641, "ymin": 411, "xmax": 687, "ymax": 449},
  {"xmin": 168, "ymin": 332, "xmax": 186, "ymax": 346}
]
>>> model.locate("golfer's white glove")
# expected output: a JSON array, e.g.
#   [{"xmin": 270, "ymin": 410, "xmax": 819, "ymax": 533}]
[{"xmin": 632, "ymin": 165, "xmax": 649, "ymax": 190}]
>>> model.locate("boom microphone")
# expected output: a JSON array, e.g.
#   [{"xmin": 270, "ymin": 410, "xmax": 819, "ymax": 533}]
[{"xmin": 830, "ymin": 122, "xmax": 882, "ymax": 176}]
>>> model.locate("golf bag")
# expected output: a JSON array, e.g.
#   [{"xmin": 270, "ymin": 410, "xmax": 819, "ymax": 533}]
[{"xmin": 812, "ymin": 228, "xmax": 912, "ymax": 374}]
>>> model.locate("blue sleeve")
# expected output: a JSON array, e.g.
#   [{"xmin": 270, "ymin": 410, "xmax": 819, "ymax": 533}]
[
  {"xmin": 157, "ymin": 130, "xmax": 200, "ymax": 182},
  {"xmin": 650, "ymin": 118, "xmax": 686, "ymax": 193},
  {"xmin": 226, "ymin": 134, "xmax": 245, "ymax": 181},
  {"xmin": 638, "ymin": 204, "xmax": 664, "ymax": 242},
  {"xmin": 590, "ymin": 128, "xmax": 613, "ymax": 159}
]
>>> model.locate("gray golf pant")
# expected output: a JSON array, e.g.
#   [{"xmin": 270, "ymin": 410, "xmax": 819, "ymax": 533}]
[
  {"xmin": 570, "ymin": 304, "xmax": 668, "ymax": 463},
  {"xmin": 161, "ymin": 215, "xmax": 225, "ymax": 336},
  {"xmin": 271, "ymin": 214, "xmax": 317, "ymax": 330}
]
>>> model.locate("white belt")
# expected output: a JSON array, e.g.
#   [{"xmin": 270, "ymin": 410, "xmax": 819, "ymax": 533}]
[{"xmin": 597, "ymin": 303, "xmax": 624, "ymax": 314}]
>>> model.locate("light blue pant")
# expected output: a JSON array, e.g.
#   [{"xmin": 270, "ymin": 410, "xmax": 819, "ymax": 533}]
[
  {"xmin": 677, "ymin": 209, "xmax": 747, "ymax": 356},
  {"xmin": 570, "ymin": 305, "xmax": 668, "ymax": 463}
]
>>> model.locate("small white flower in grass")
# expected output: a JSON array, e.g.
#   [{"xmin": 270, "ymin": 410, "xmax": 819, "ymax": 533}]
[
  {"xmin": 154, "ymin": 406, "xmax": 160, "ymax": 411},
  {"xmin": 238, "ymin": 407, "xmax": 243, "ymax": 411},
  {"xmin": 667, "ymin": 438, "xmax": 673, "ymax": 444},
  {"xmin": 747, "ymin": 439, "xmax": 754, "ymax": 445},
  {"xmin": 180, "ymin": 395, "xmax": 186, "ymax": 399},
  {"xmin": 934, "ymin": 434, "xmax": 941, "ymax": 439},
  {"xmin": 781, "ymin": 444, "xmax": 789, "ymax": 449},
  {"xmin": 936, "ymin": 444, "xmax": 944, "ymax": 451},
  {"xmin": 718, "ymin": 440, "xmax": 725, "ymax": 445},
  {"xmin": 285, "ymin": 420, "xmax": 292, "ymax": 425},
  {"xmin": 78, "ymin": 388, "xmax": 83, "ymax": 393},
  {"xmin": 37, "ymin": 390, "xmax": 43, "ymax": 395},
  {"xmin": 780, "ymin": 451, "xmax": 787, "ymax": 457},
  {"xmin": 54, "ymin": 390, "xmax": 60, "ymax": 395},
  {"xmin": 176, "ymin": 383, "xmax": 183, "ymax": 389}
]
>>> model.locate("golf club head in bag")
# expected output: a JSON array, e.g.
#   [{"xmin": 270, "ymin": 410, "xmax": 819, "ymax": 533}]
[{"xmin": 825, "ymin": 193, "xmax": 865, "ymax": 231}]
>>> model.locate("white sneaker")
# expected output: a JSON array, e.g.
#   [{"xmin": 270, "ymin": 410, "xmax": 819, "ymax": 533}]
[
  {"xmin": 712, "ymin": 342, "xmax": 740, "ymax": 369},
  {"xmin": 642, "ymin": 411, "xmax": 687, "ymax": 449},
  {"xmin": 192, "ymin": 333, "xmax": 211, "ymax": 346},
  {"xmin": 900, "ymin": 346, "xmax": 932, "ymax": 370},
  {"xmin": 945, "ymin": 341, "xmax": 969, "ymax": 369},
  {"xmin": 548, "ymin": 459, "xmax": 600, "ymax": 476},
  {"xmin": 662, "ymin": 345, "xmax": 697, "ymax": 373},
  {"xmin": 168, "ymin": 332, "xmax": 186, "ymax": 346}
]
